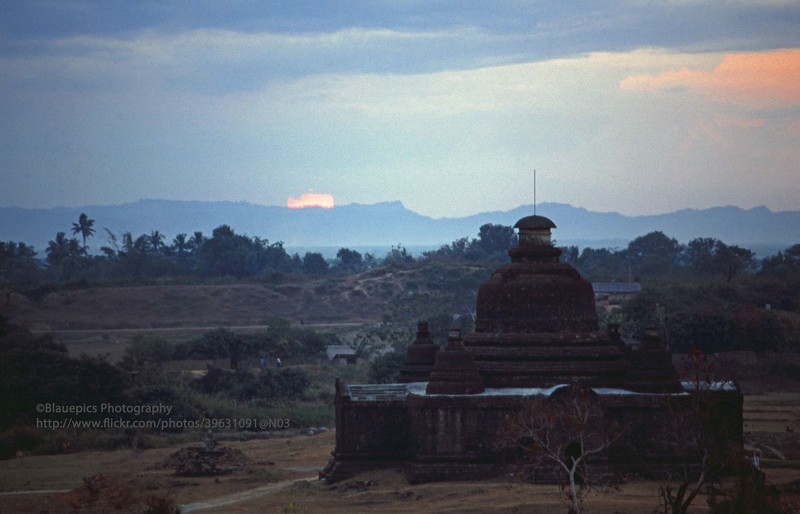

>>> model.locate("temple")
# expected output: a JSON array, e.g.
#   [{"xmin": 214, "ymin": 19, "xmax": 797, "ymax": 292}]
[{"xmin": 320, "ymin": 215, "xmax": 742, "ymax": 484}]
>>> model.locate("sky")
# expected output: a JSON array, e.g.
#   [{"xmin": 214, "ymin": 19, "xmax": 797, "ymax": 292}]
[{"xmin": 1, "ymin": 1, "xmax": 799, "ymax": 218}]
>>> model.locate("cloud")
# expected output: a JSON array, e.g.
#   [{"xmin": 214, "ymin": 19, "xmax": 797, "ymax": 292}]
[
  {"xmin": 619, "ymin": 48, "xmax": 800, "ymax": 108},
  {"xmin": 0, "ymin": 26, "xmax": 496, "ymax": 95}
]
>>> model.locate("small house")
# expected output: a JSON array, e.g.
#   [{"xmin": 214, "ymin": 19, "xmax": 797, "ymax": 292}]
[
  {"xmin": 326, "ymin": 345, "xmax": 357, "ymax": 365},
  {"xmin": 592, "ymin": 281, "xmax": 641, "ymax": 309}
]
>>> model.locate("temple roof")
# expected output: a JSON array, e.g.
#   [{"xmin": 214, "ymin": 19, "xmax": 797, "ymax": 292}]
[
  {"xmin": 514, "ymin": 215, "xmax": 556, "ymax": 230},
  {"xmin": 347, "ymin": 384, "xmax": 410, "ymax": 401},
  {"xmin": 592, "ymin": 282, "xmax": 642, "ymax": 294}
]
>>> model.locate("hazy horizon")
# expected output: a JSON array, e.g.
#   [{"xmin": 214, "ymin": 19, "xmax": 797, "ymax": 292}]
[
  {"xmin": 4, "ymin": 197, "xmax": 800, "ymax": 220},
  {"xmin": 1, "ymin": 2, "xmax": 798, "ymax": 218}
]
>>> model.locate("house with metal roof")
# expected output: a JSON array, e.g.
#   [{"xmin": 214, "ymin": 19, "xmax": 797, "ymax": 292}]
[
  {"xmin": 592, "ymin": 281, "xmax": 642, "ymax": 309},
  {"xmin": 326, "ymin": 345, "xmax": 358, "ymax": 365}
]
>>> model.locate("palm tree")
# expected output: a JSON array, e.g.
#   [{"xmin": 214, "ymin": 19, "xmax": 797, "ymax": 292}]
[
  {"xmin": 149, "ymin": 230, "xmax": 165, "ymax": 256},
  {"xmin": 172, "ymin": 233, "xmax": 189, "ymax": 259},
  {"xmin": 188, "ymin": 231, "xmax": 205, "ymax": 255},
  {"xmin": 71, "ymin": 213, "xmax": 95, "ymax": 254},
  {"xmin": 46, "ymin": 232, "xmax": 81, "ymax": 266},
  {"xmin": 100, "ymin": 228, "xmax": 121, "ymax": 258},
  {"xmin": 121, "ymin": 231, "xmax": 135, "ymax": 255}
]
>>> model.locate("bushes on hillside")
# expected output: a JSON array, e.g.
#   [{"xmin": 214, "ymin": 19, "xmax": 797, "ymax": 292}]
[
  {"xmin": 0, "ymin": 317, "xmax": 128, "ymax": 431},
  {"xmin": 191, "ymin": 366, "xmax": 310, "ymax": 401},
  {"xmin": 619, "ymin": 285, "xmax": 800, "ymax": 353},
  {"xmin": 120, "ymin": 321, "xmax": 325, "ymax": 369}
]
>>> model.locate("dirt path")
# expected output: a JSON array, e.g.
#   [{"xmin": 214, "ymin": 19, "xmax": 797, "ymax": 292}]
[
  {"xmin": 0, "ymin": 489, "xmax": 71, "ymax": 496},
  {"xmin": 179, "ymin": 476, "xmax": 316, "ymax": 513},
  {"xmin": 31, "ymin": 321, "xmax": 375, "ymax": 336}
]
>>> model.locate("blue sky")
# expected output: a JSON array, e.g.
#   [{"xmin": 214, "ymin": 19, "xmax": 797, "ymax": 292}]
[{"xmin": 1, "ymin": 1, "xmax": 799, "ymax": 217}]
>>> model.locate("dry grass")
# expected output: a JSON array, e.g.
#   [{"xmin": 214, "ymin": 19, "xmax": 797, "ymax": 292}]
[
  {"xmin": 0, "ymin": 430, "xmax": 710, "ymax": 514},
  {"xmin": 4, "ymin": 266, "xmax": 457, "ymax": 333},
  {"xmin": 7, "ymin": 281, "xmax": 381, "ymax": 332},
  {"xmin": 0, "ymin": 431, "xmax": 331, "ymax": 513},
  {"xmin": 3, "ymin": 277, "xmax": 394, "ymax": 362},
  {"xmin": 1, "ymin": 394, "xmax": 799, "ymax": 514}
]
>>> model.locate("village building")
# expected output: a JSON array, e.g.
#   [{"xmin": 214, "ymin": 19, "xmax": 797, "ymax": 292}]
[
  {"xmin": 320, "ymin": 214, "xmax": 742, "ymax": 484},
  {"xmin": 326, "ymin": 345, "xmax": 358, "ymax": 365},
  {"xmin": 592, "ymin": 281, "xmax": 642, "ymax": 310}
]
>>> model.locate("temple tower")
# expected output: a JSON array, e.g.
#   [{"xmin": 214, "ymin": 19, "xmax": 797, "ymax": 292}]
[
  {"xmin": 398, "ymin": 321, "xmax": 439, "ymax": 383},
  {"xmin": 425, "ymin": 329, "xmax": 485, "ymax": 394},
  {"xmin": 462, "ymin": 215, "xmax": 629, "ymax": 388}
]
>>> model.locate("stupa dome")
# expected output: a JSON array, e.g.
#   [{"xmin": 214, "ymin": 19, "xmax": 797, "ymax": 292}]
[
  {"xmin": 475, "ymin": 214, "xmax": 595, "ymax": 333},
  {"xmin": 463, "ymin": 214, "xmax": 629, "ymax": 388}
]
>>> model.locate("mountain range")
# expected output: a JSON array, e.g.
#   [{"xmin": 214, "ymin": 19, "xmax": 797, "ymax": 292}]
[{"xmin": 2, "ymin": 199, "xmax": 799, "ymax": 258}]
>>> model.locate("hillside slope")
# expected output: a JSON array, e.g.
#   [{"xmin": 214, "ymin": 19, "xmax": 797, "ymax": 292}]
[{"xmin": 3, "ymin": 264, "xmax": 487, "ymax": 331}]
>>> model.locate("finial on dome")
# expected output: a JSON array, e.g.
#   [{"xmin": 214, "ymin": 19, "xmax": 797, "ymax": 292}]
[
  {"xmin": 508, "ymin": 214, "xmax": 560, "ymax": 263},
  {"xmin": 514, "ymin": 215, "xmax": 556, "ymax": 245}
]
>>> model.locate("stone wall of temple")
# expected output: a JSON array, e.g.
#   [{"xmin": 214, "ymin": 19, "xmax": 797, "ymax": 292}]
[{"xmin": 322, "ymin": 382, "xmax": 743, "ymax": 484}]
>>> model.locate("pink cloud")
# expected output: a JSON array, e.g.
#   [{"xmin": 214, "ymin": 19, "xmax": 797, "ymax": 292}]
[
  {"xmin": 620, "ymin": 49, "xmax": 800, "ymax": 108},
  {"xmin": 713, "ymin": 115, "xmax": 765, "ymax": 129}
]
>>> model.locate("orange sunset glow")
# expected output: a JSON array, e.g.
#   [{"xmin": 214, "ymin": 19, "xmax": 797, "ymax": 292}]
[{"xmin": 286, "ymin": 193, "xmax": 335, "ymax": 209}]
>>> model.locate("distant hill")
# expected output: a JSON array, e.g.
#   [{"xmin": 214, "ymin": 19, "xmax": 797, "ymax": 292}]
[{"xmin": 2, "ymin": 199, "xmax": 798, "ymax": 257}]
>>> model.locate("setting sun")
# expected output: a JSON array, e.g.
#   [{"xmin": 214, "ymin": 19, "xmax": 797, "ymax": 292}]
[{"xmin": 286, "ymin": 193, "xmax": 335, "ymax": 209}]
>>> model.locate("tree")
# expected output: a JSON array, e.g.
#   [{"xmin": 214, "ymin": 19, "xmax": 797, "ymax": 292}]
[
  {"xmin": 577, "ymin": 247, "xmax": 623, "ymax": 281},
  {"xmin": 45, "ymin": 232, "xmax": 82, "ymax": 267},
  {"xmin": 476, "ymin": 223, "xmax": 515, "ymax": 257},
  {"xmin": 686, "ymin": 237, "xmax": 719, "ymax": 274},
  {"xmin": 560, "ymin": 245, "xmax": 579, "ymax": 267},
  {"xmin": 257, "ymin": 238, "xmax": 292, "ymax": 273},
  {"xmin": 0, "ymin": 241, "xmax": 40, "ymax": 289},
  {"xmin": 657, "ymin": 350, "xmax": 744, "ymax": 514},
  {"xmin": 335, "ymin": 247, "xmax": 363, "ymax": 273},
  {"xmin": 500, "ymin": 384, "xmax": 623, "ymax": 514},
  {"xmin": 368, "ymin": 349, "xmax": 406, "ymax": 383},
  {"xmin": 383, "ymin": 244, "xmax": 414, "ymax": 266},
  {"xmin": 187, "ymin": 231, "xmax": 206, "ymax": 255},
  {"xmin": 197, "ymin": 225, "xmax": 253, "ymax": 277},
  {"xmin": 71, "ymin": 213, "xmax": 95, "ymax": 254},
  {"xmin": 714, "ymin": 243, "xmax": 755, "ymax": 282},
  {"xmin": 172, "ymin": 233, "xmax": 189, "ymax": 259},
  {"xmin": 784, "ymin": 243, "xmax": 800, "ymax": 266},
  {"xmin": 627, "ymin": 231, "xmax": 682, "ymax": 261},
  {"xmin": 194, "ymin": 225, "xmax": 291, "ymax": 277},
  {"xmin": 302, "ymin": 252, "xmax": 328, "ymax": 275},
  {"xmin": 626, "ymin": 231, "xmax": 684, "ymax": 275},
  {"xmin": 121, "ymin": 335, "xmax": 176, "ymax": 370},
  {"xmin": 425, "ymin": 237, "xmax": 471, "ymax": 262},
  {"xmin": 148, "ymin": 230, "xmax": 165, "ymax": 256},
  {"xmin": 108, "ymin": 231, "xmax": 152, "ymax": 278},
  {"xmin": 100, "ymin": 228, "xmax": 122, "ymax": 258}
]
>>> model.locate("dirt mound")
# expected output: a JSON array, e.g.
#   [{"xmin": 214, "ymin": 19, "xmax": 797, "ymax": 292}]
[
  {"xmin": 55, "ymin": 473, "xmax": 179, "ymax": 514},
  {"xmin": 155, "ymin": 445, "xmax": 253, "ymax": 476}
]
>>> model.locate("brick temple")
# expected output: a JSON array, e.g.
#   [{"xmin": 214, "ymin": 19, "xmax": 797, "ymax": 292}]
[{"xmin": 320, "ymin": 215, "xmax": 742, "ymax": 484}]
